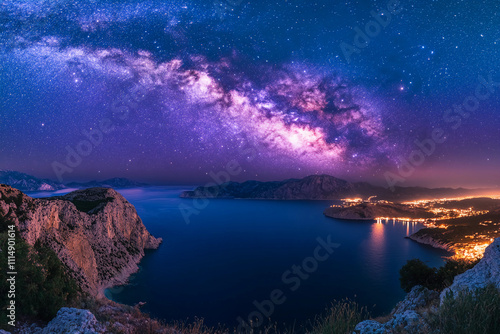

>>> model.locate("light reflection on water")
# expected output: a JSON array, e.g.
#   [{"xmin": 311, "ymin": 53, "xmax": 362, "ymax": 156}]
[{"xmin": 28, "ymin": 187, "xmax": 451, "ymax": 328}]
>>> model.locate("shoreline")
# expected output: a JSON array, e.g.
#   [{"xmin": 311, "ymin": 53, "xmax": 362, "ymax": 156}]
[
  {"xmin": 406, "ymin": 233, "xmax": 456, "ymax": 255},
  {"xmin": 97, "ymin": 254, "xmax": 143, "ymax": 299}
]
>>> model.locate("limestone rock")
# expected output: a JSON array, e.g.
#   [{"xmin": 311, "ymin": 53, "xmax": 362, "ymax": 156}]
[
  {"xmin": 353, "ymin": 320, "xmax": 386, "ymax": 333},
  {"xmin": 391, "ymin": 285, "xmax": 439, "ymax": 314},
  {"xmin": 384, "ymin": 310, "xmax": 426, "ymax": 333},
  {"xmin": 441, "ymin": 237, "xmax": 500, "ymax": 303},
  {"xmin": 0, "ymin": 185, "xmax": 162, "ymax": 296},
  {"xmin": 39, "ymin": 308, "xmax": 103, "ymax": 334},
  {"xmin": 353, "ymin": 285, "xmax": 438, "ymax": 334}
]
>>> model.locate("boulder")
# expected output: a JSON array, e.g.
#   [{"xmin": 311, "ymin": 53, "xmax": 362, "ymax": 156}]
[
  {"xmin": 38, "ymin": 308, "xmax": 104, "ymax": 334},
  {"xmin": 353, "ymin": 320, "xmax": 386, "ymax": 333}
]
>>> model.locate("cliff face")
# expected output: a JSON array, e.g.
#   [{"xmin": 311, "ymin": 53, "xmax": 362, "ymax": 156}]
[
  {"xmin": 355, "ymin": 237, "xmax": 500, "ymax": 333},
  {"xmin": 0, "ymin": 185, "xmax": 162, "ymax": 296}
]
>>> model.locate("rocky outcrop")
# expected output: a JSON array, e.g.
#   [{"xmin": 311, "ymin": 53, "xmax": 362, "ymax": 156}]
[
  {"xmin": 26, "ymin": 308, "xmax": 104, "ymax": 334},
  {"xmin": 0, "ymin": 185, "xmax": 162, "ymax": 296},
  {"xmin": 441, "ymin": 237, "xmax": 500, "ymax": 302},
  {"xmin": 354, "ymin": 238, "xmax": 500, "ymax": 333},
  {"xmin": 354, "ymin": 285, "xmax": 439, "ymax": 334}
]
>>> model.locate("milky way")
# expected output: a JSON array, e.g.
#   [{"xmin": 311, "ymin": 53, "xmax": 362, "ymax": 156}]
[{"xmin": 1, "ymin": 0, "xmax": 499, "ymax": 186}]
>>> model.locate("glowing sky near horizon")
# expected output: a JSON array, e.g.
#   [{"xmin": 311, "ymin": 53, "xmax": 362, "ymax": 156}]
[{"xmin": 0, "ymin": 0, "xmax": 499, "ymax": 187}]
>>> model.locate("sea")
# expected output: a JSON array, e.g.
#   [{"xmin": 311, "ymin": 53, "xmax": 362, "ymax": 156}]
[{"xmin": 29, "ymin": 186, "xmax": 451, "ymax": 330}]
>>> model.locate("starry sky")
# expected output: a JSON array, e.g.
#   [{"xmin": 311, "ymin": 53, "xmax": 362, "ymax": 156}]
[{"xmin": 0, "ymin": 0, "xmax": 499, "ymax": 187}]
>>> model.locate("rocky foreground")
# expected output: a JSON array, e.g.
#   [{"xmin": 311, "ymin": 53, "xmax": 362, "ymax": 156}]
[
  {"xmin": 0, "ymin": 184, "xmax": 162, "ymax": 296},
  {"xmin": 354, "ymin": 238, "xmax": 500, "ymax": 333},
  {"xmin": 4, "ymin": 238, "xmax": 498, "ymax": 334}
]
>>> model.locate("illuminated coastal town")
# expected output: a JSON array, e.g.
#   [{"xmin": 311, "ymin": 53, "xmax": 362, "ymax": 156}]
[{"xmin": 327, "ymin": 196, "xmax": 500, "ymax": 260}]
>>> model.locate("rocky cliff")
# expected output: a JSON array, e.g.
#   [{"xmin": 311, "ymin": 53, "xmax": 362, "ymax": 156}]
[
  {"xmin": 354, "ymin": 285, "xmax": 439, "ymax": 334},
  {"xmin": 0, "ymin": 185, "xmax": 162, "ymax": 296},
  {"xmin": 354, "ymin": 237, "xmax": 500, "ymax": 333},
  {"xmin": 440, "ymin": 237, "xmax": 500, "ymax": 302}
]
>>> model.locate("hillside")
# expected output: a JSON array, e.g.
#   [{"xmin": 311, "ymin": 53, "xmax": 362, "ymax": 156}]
[
  {"xmin": 180, "ymin": 174, "xmax": 490, "ymax": 202},
  {"xmin": 323, "ymin": 202, "xmax": 437, "ymax": 220}
]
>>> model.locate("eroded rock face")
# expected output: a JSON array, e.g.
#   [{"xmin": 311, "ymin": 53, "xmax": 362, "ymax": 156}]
[
  {"xmin": 391, "ymin": 285, "xmax": 439, "ymax": 315},
  {"xmin": 0, "ymin": 185, "xmax": 162, "ymax": 296},
  {"xmin": 441, "ymin": 237, "xmax": 500, "ymax": 303},
  {"xmin": 354, "ymin": 237, "xmax": 500, "ymax": 333},
  {"xmin": 353, "ymin": 285, "xmax": 438, "ymax": 334}
]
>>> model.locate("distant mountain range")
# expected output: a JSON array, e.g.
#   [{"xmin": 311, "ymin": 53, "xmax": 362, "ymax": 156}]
[
  {"xmin": 66, "ymin": 178, "xmax": 147, "ymax": 189},
  {"xmin": 0, "ymin": 170, "xmax": 146, "ymax": 192},
  {"xmin": 180, "ymin": 174, "xmax": 494, "ymax": 202},
  {"xmin": 1, "ymin": 171, "xmax": 495, "ymax": 201},
  {"xmin": 0, "ymin": 170, "xmax": 65, "ymax": 192}
]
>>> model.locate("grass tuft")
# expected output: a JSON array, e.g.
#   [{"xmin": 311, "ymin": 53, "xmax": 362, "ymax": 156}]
[
  {"xmin": 309, "ymin": 299, "xmax": 370, "ymax": 334},
  {"xmin": 433, "ymin": 284, "xmax": 500, "ymax": 334}
]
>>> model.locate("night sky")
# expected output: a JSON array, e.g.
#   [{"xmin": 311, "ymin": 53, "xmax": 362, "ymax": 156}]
[{"xmin": 1, "ymin": 0, "xmax": 499, "ymax": 187}]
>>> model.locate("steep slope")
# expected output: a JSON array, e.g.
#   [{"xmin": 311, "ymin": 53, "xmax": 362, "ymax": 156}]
[
  {"xmin": 441, "ymin": 237, "xmax": 500, "ymax": 301},
  {"xmin": 0, "ymin": 185, "xmax": 161, "ymax": 296}
]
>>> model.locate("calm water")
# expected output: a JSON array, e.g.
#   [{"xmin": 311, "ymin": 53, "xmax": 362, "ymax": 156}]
[{"xmin": 31, "ymin": 187, "xmax": 451, "ymax": 329}]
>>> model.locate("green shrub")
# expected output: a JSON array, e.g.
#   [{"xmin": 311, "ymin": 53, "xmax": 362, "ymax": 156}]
[
  {"xmin": 436, "ymin": 285, "xmax": 500, "ymax": 334},
  {"xmin": 310, "ymin": 299, "xmax": 370, "ymax": 334},
  {"xmin": 399, "ymin": 259, "xmax": 438, "ymax": 292},
  {"xmin": 0, "ymin": 226, "xmax": 80, "ymax": 327},
  {"xmin": 399, "ymin": 258, "xmax": 479, "ymax": 292},
  {"xmin": 434, "ymin": 259, "xmax": 479, "ymax": 290}
]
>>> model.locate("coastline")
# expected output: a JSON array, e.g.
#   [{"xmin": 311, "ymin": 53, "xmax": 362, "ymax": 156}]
[
  {"xmin": 97, "ymin": 255, "xmax": 143, "ymax": 299},
  {"xmin": 407, "ymin": 233, "xmax": 455, "ymax": 255}
]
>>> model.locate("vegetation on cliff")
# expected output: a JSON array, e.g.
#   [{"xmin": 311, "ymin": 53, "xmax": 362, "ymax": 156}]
[
  {"xmin": 434, "ymin": 285, "xmax": 500, "ymax": 334},
  {"xmin": 0, "ymin": 224, "xmax": 80, "ymax": 328},
  {"xmin": 399, "ymin": 258, "xmax": 479, "ymax": 293}
]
